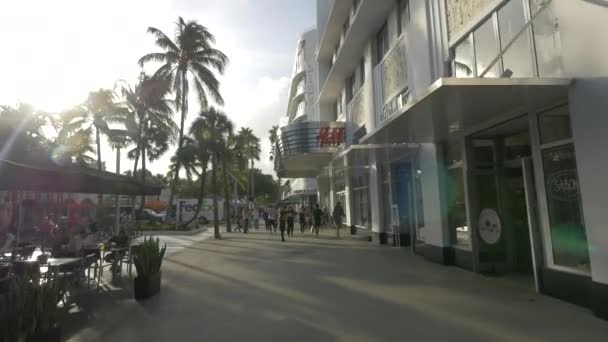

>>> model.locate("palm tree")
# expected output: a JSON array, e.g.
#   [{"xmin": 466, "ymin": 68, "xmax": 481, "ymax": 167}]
[
  {"xmin": 0, "ymin": 104, "xmax": 51, "ymax": 163},
  {"xmin": 169, "ymin": 136, "xmax": 209, "ymax": 228},
  {"xmin": 50, "ymin": 107, "xmax": 96, "ymax": 166},
  {"xmin": 268, "ymin": 125, "xmax": 281, "ymax": 199},
  {"xmin": 268, "ymin": 125, "xmax": 279, "ymax": 162},
  {"xmin": 84, "ymin": 89, "xmax": 121, "ymax": 172},
  {"xmin": 219, "ymin": 131, "xmax": 247, "ymax": 233},
  {"xmin": 139, "ymin": 17, "xmax": 229, "ymax": 221},
  {"xmin": 189, "ymin": 107, "xmax": 232, "ymax": 238},
  {"xmin": 237, "ymin": 127, "xmax": 261, "ymax": 203},
  {"xmin": 117, "ymin": 74, "xmax": 177, "ymax": 211}
]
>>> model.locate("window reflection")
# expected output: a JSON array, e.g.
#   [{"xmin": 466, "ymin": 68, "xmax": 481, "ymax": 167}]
[
  {"xmin": 499, "ymin": 0, "xmax": 534, "ymax": 77},
  {"xmin": 455, "ymin": 34, "xmax": 475, "ymax": 77},
  {"xmin": 474, "ymin": 18, "xmax": 501, "ymax": 77},
  {"xmin": 531, "ymin": 2, "xmax": 564, "ymax": 77}
]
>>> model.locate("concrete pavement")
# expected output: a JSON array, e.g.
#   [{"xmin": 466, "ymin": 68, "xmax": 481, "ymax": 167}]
[{"xmin": 64, "ymin": 228, "xmax": 608, "ymax": 341}]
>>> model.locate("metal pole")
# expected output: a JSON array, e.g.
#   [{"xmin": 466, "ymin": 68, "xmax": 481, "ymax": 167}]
[{"xmin": 114, "ymin": 147, "xmax": 120, "ymax": 234}]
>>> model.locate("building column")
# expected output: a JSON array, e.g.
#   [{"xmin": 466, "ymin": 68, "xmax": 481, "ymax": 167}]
[
  {"xmin": 329, "ymin": 164, "xmax": 335, "ymax": 213},
  {"xmin": 369, "ymin": 150, "xmax": 387, "ymax": 244},
  {"xmin": 418, "ymin": 143, "xmax": 451, "ymax": 264},
  {"xmin": 343, "ymin": 156, "xmax": 354, "ymax": 233},
  {"xmin": 570, "ymin": 78, "xmax": 608, "ymax": 320}
]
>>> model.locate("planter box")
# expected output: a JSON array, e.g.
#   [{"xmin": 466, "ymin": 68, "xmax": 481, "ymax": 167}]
[
  {"xmin": 28, "ymin": 325, "xmax": 61, "ymax": 342},
  {"xmin": 134, "ymin": 272, "xmax": 162, "ymax": 301}
]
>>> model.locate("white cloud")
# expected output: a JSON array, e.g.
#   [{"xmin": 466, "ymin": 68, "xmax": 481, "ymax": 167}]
[{"xmin": 224, "ymin": 76, "xmax": 290, "ymax": 176}]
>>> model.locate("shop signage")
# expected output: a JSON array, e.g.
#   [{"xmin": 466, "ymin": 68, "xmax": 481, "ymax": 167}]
[
  {"xmin": 547, "ymin": 170, "xmax": 579, "ymax": 201},
  {"xmin": 478, "ymin": 208, "xmax": 502, "ymax": 245},
  {"xmin": 316, "ymin": 127, "xmax": 345, "ymax": 147}
]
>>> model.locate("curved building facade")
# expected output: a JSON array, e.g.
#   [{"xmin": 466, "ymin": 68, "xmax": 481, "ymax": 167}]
[{"xmin": 275, "ymin": 29, "xmax": 346, "ymax": 206}]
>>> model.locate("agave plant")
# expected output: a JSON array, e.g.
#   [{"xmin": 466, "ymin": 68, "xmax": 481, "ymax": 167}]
[{"xmin": 133, "ymin": 237, "xmax": 167, "ymax": 277}]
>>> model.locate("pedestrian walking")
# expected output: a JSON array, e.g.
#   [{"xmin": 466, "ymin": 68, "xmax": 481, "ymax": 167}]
[
  {"xmin": 263, "ymin": 209, "xmax": 270, "ymax": 231},
  {"xmin": 267, "ymin": 206, "xmax": 277, "ymax": 233},
  {"xmin": 278, "ymin": 207, "xmax": 287, "ymax": 242},
  {"xmin": 299, "ymin": 207, "xmax": 306, "ymax": 235},
  {"xmin": 235, "ymin": 209, "xmax": 242, "ymax": 232},
  {"xmin": 313, "ymin": 204, "xmax": 323, "ymax": 238},
  {"xmin": 241, "ymin": 208, "xmax": 249, "ymax": 234},
  {"xmin": 286, "ymin": 206, "xmax": 295, "ymax": 236},
  {"xmin": 333, "ymin": 201, "xmax": 345, "ymax": 238}
]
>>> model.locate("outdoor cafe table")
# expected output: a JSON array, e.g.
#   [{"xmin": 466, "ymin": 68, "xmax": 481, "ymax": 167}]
[{"xmin": 44, "ymin": 257, "xmax": 82, "ymax": 281}]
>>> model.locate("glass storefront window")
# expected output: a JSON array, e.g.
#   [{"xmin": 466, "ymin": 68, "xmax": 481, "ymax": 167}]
[
  {"xmin": 474, "ymin": 17, "xmax": 501, "ymax": 78},
  {"xmin": 351, "ymin": 171, "xmax": 370, "ymax": 228},
  {"xmin": 541, "ymin": 144, "xmax": 590, "ymax": 272},
  {"xmin": 498, "ymin": 0, "xmax": 534, "ymax": 77},
  {"xmin": 538, "ymin": 105, "xmax": 572, "ymax": 144},
  {"xmin": 447, "ymin": 167, "xmax": 470, "ymax": 248},
  {"xmin": 454, "ymin": 34, "xmax": 475, "ymax": 77},
  {"xmin": 445, "ymin": 140, "xmax": 463, "ymax": 165},
  {"xmin": 414, "ymin": 168, "xmax": 425, "ymax": 243}
]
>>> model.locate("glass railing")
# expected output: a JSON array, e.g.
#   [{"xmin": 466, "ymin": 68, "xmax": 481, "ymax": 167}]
[{"xmin": 373, "ymin": 34, "xmax": 409, "ymax": 124}]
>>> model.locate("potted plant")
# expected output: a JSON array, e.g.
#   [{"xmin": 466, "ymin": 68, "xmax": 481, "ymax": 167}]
[
  {"xmin": 1, "ymin": 279, "xmax": 66, "ymax": 342},
  {"xmin": 133, "ymin": 237, "xmax": 167, "ymax": 301},
  {"xmin": 28, "ymin": 280, "xmax": 66, "ymax": 342}
]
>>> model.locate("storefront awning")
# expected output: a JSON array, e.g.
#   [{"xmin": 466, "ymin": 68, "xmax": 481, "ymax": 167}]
[
  {"xmin": 275, "ymin": 121, "xmax": 346, "ymax": 178},
  {"xmin": 0, "ymin": 160, "xmax": 162, "ymax": 195},
  {"xmin": 361, "ymin": 78, "xmax": 571, "ymax": 145}
]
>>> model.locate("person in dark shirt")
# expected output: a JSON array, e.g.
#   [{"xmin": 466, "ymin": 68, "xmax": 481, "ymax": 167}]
[
  {"xmin": 333, "ymin": 202, "xmax": 345, "ymax": 238},
  {"xmin": 298, "ymin": 207, "xmax": 306, "ymax": 235},
  {"xmin": 286, "ymin": 206, "xmax": 295, "ymax": 237},
  {"xmin": 278, "ymin": 207, "xmax": 287, "ymax": 242},
  {"xmin": 312, "ymin": 204, "xmax": 323, "ymax": 238}
]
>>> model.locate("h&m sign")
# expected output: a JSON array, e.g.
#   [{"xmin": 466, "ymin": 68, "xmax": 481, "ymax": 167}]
[{"xmin": 316, "ymin": 127, "xmax": 345, "ymax": 147}]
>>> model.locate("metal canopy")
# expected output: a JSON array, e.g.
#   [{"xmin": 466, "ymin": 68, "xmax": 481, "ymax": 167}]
[
  {"xmin": 361, "ymin": 77, "xmax": 571, "ymax": 145},
  {"xmin": 317, "ymin": 143, "xmax": 421, "ymax": 178},
  {"xmin": 0, "ymin": 159, "xmax": 161, "ymax": 195}
]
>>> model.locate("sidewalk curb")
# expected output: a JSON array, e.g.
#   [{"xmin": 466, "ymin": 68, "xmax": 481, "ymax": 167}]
[{"xmin": 138, "ymin": 227, "xmax": 209, "ymax": 236}]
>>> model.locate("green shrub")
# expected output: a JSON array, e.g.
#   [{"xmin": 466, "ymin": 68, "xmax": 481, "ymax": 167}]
[{"xmin": 133, "ymin": 237, "xmax": 167, "ymax": 277}]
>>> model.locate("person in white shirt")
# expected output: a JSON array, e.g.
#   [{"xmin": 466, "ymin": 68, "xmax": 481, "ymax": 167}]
[{"xmin": 267, "ymin": 206, "xmax": 277, "ymax": 233}]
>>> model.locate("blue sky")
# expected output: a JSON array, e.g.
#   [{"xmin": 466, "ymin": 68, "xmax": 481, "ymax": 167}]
[{"xmin": 0, "ymin": 0, "xmax": 316, "ymax": 175}]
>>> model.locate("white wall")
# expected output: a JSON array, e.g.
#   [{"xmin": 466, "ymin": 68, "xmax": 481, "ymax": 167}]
[
  {"xmin": 554, "ymin": 0, "xmax": 608, "ymax": 77},
  {"xmin": 569, "ymin": 78, "xmax": 608, "ymax": 285}
]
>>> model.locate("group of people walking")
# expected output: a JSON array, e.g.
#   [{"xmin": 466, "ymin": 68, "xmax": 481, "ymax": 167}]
[{"xmin": 261, "ymin": 202, "xmax": 345, "ymax": 242}]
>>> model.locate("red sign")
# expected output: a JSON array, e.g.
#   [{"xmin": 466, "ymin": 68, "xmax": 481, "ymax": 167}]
[{"xmin": 317, "ymin": 127, "xmax": 345, "ymax": 147}]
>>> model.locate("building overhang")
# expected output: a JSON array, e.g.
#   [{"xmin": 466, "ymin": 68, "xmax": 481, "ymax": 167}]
[
  {"xmin": 361, "ymin": 77, "xmax": 572, "ymax": 145},
  {"xmin": 317, "ymin": 0, "xmax": 395, "ymax": 105},
  {"xmin": 275, "ymin": 121, "xmax": 346, "ymax": 179}
]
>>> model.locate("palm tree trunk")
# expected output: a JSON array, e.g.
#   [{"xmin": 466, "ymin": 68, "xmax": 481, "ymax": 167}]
[
  {"xmin": 179, "ymin": 164, "xmax": 207, "ymax": 228},
  {"xmin": 212, "ymin": 153, "xmax": 220, "ymax": 239},
  {"xmin": 250, "ymin": 158, "xmax": 255, "ymax": 201},
  {"xmin": 167, "ymin": 71, "xmax": 188, "ymax": 222},
  {"xmin": 95, "ymin": 126, "xmax": 103, "ymax": 206},
  {"xmin": 139, "ymin": 148, "xmax": 146, "ymax": 214},
  {"xmin": 222, "ymin": 157, "xmax": 231, "ymax": 232}
]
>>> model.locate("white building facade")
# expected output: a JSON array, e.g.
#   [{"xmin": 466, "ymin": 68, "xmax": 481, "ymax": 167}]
[{"xmin": 275, "ymin": 0, "xmax": 608, "ymax": 319}]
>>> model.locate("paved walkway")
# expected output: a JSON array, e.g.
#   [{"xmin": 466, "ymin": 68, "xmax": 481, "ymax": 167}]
[{"xmin": 65, "ymin": 228, "xmax": 608, "ymax": 342}]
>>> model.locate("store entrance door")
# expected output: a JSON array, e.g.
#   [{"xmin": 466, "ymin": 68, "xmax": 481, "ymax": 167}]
[{"xmin": 470, "ymin": 117, "xmax": 538, "ymax": 285}]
